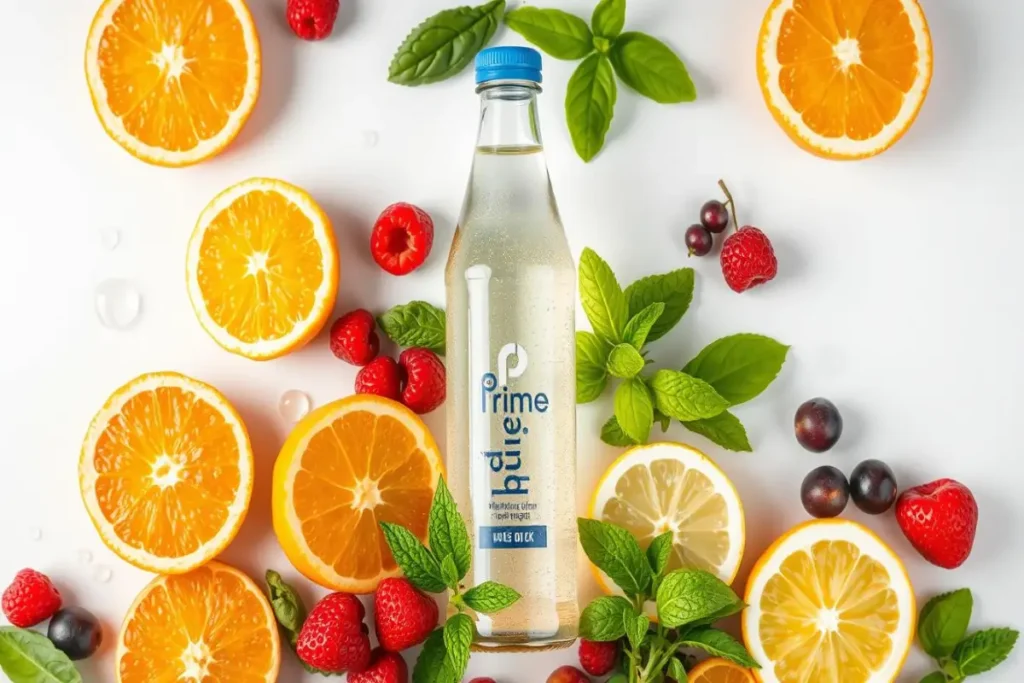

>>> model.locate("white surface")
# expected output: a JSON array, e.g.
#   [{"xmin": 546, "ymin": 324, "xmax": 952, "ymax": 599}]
[{"xmin": 1, "ymin": 0, "xmax": 1022, "ymax": 681}]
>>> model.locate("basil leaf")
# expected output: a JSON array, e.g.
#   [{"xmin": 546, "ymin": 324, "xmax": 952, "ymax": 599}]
[
  {"xmin": 646, "ymin": 531, "xmax": 674, "ymax": 578},
  {"xmin": 504, "ymin": 7, "xmax": 593, "ymax": 60},
  {"xmin": 462, "ymin": 581, "xmax": 520, "ymax": 614},
  {"xmin": 592, "ymin": 0, "xmax": 626, "ymax": 39},
  {"xmin": 609, "ymin": 32, "xmax": 696, "ymax": 103},
  {"xmin": 566, "ymin": 54, "xmax": 617, "ymax": 162},
  {"xmin": 579, "ymin": 596, "xmax": 634, "ymax": 641},
  {"xmin": 0, "ymin": 627, "xmax": 82, "ymax": 683},
  {"xmin": 622, "ymin": 302, "xmax": 665, "ymax": 350},
  {"xmin": 683, "ymin": 411, "xmax": 752, "ymax": 452},
  {"xmin": 380, "ymin": 522, "xmax": 447, "ymax": 593},
  {"xmin": 615, "ymin": 377, "xmax": 654, "ymax": 444},
  {"xmin": 650, "ymin": 370, "xmax": 728, "ymax": 422},
  {"xmin": 389, "ymin": 0, "xmax": 506, "ymax": 86},
  {"xmin": 577, "ymin": 331, "xmax": 611, "ymax": 403},
  {"xmin": 656, "ymin": 569, "xmax": 742, "ymax": 628},
  {"xmin": 679, "ymin": 628, "xmax": 759, "ymax": 668},
  {"xmin": 443, "ymin": 614, "xmax": 474, "ymax": 680},
  {"xmin": 428, "ymin": 478, "xmax": 472, "ymax": 581},
  {"xmin": 578, "ymin": 518, "xmax": 651, "ymax": 597},
  {"xmin": 578, "ymin": 248, "xmax": 628, "ymax": 344},
  {"xmin": 953, "ymin": 628, "xmax": 1019, "ymax": 675},
  {"xmin": 413, "ymin": 629, "xmax": 458, "ymax": 683},
  {"xmin": 682, "ymin": 334, "xmax": 789, "ymax": 405},
  {"xmin": 624, "ymin": 268, "xmax": 694, "ymax": 343},
  {"xmin": 654, "ymin": 409, "xmax": 671, "ymax": 432},
  {"xmin": 378, "ymin": 301, "xmax": 446, "ymax": 354},
  {"xmin": 624, "ymin": 612, "xmax": 650, "ymax": 651},
  {"xmin": 607, "ymin": 344, "xmax": 645, "ymax": 379},
  {"xmin": 600, "ymin": 415, "xmax": 638, "ymax": 447},
  {"xmin": 918, "ymin": 589, "xmax": 973, "ymax": 659}
]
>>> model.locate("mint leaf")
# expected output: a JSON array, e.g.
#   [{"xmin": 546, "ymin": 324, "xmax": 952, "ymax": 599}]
[
  {"xmin": 566, "ymin": 54, "xmax": 617, "ymax": 162},
  {"xmin": 600, "ymin": 415, "xmax": 638, "ymax": 447},
  {"xmin": 668, "ymin": 657, "xmax": 687, "ymax": 682},
  {"xmin": 609, "ymin": 32, "xmax": 695, "ymax": 103},
  {"xmin": 650, "ymin": 370, "xmax": 728, "ymax": 422},
  {"xmin": 577, "ymin": 331, "xmax": 611, "ymax": 403},
  {"xmin": 654, "ymin": 409, "xmax": 671, "ymax": 432},
  {"xmin": 504, "ymin": 7, "xmax": 593, "ymax": 60},
  {"xmin": 592, "ymin": 0, "xmax": 626, "ymax": 38},
  {"xmin": 624, "ymin": 268, "xmax": 694, "ymax": 343},
  {"xmin": 462, "ymin": 581, "xmax": 520, "ymax": 614},
  {"xmin": 578, "ymin": 518, "xmax": 651, "ymax": 597},
  {"xmin": 622, "ymin": 302, "xmax": 664, "ymax": 350},
  {"xmin": 378, "ymin": 301, "xmax": 446, "ymax": 354},
  {"xmin": 579, "ymin": 248, "xmax": 628, "ymax": 344},
  {"xmin": 954, "ymin": 628, "xmax": 1019, "ymax": 675},
  {"xmin": 919, "ymin": 589, "xmax": 973, "ymax": 659},
  {"xmin": 919, "ymin": 674, "xmax": 947, "ymax": 683},
  {"xmin": 682, "ymin": 334, "xmax": 789, "ymax": 405},
  {"xmin": 389, "ymin": 0, "xmax": 505, "ymax": 86},
  {"xmin": 413, "ymin": 629, "xmax": 457, "ymax": 683},
  {"xmin": 440, "ymin": 554, "xmax": 460, "ymax": 591},
  {"xmin": 0, "ymin": 627, "xmax": 83, "ymax": 683},
  {"xmin": 656, "ymin": 569, "xmax": 742, "ymax": 628},
  {"xmin": 615, "ymin": 377, "xmax": 654, "ymax": 444},
  {"xmin": 443, "ymin": 614, "xmax": 474, "ymax": 680},
  {"xmin": 580, "ymin": 596, "xmax": 633, "ymax": 641},
  {"xmin": 624, "ymin": 612, "xmax": 650, "ymax": 650},
  {"xmin": 608, "ymin": 344, "xmax": 645, "ymax": 379},
  {"xmin": 380, "ymin": 522, "xmax": 447, "ymax": 593},
  {"xmin": 683, "ymin": 411, "xmax": 752, "ymax": 452},
  {"xmin": 646, "ymin": 531, "xmax": 674, "ymax": 578},
  {"xmin": 428, "ymin": 477, "xmax": 472, "ymax": 581},
  {"xmin": 679, "ymin": 628, "xmax": 759, "ymax": 668}
]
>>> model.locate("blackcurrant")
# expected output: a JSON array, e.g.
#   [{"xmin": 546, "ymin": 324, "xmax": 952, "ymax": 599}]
[
  {"xmin": 849, "ymin": 459, "xmax": 898, "ymax": 514},
  {"xmin": 795, "ymin": 398, "xmax": 843, "ymax": 452},
  {"xmin": 47, "ymin": 607, "xmax": 102, "ymax": 660},
  {"xmin": 685, "ymin": 224, "xmax": 713, "ymax": 256},
  {"xmin": 801, "ymin": 466, "xmax": 850, "ymax": 518},
  {"xmin": 700, "ymin": 200, "xmax": 730, "ymax": 233}
]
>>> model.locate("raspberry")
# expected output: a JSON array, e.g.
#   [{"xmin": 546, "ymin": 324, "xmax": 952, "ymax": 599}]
[
  {"xmin": 579, "ymin": 638, "xmax": 618, "ymax": 676},
  {"xmin": 720, "ymin": 226, "xmax": 778, "ymax": 292},
  {"xmin": 399, "ymin": 348, "xmax": 446, "ymax": 414},
  {"xmin": 287, "ymin": 0, "xmax": 340, "ymax": 41},
  {"xmin": 370, "ymin": 203, "xmax": 434, "ymax": 276},
  {"xmin": 330, "ymin": 309, "xmax": 380, "ymax": 366},
  {"xmin": 355, "ymin": 356, "xmax": 403, "ymax": 402},
  {"xmin": 2, "ymin": 569, "xmax": 62, "ymax": 628}
]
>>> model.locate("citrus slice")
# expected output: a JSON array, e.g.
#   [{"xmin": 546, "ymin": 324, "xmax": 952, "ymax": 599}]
[
  {"xmin": 80, "ymin": 372, "xmax": 253, "ymax": 574},
  {"xmin": 117, "ymin": 561, "xmax": 280, "ymax": 683},
  {"xmin": 272, "ymin": 395, "xmax": 445, "ymax": 593},
  {"xmin": 186, "ymin": 178, "xmax": 339, "ymax": 360},
  {"xmin": 589, "ymin": 442, "xmax": 745, "ymax": 597},
  {"xmin": 757, "ymin": 0, "xmax": 932, "ymax": 159},
  {"xmin": 742, "ymin": 519, "xmax": 915, "ymax": 683},
  {"xmin": 85, "ymin": 0, "xmax": 261, "ymax": 167},
  {"xmin": 689, "ymin": 658, "xmax": 757, "ymax": 683}
]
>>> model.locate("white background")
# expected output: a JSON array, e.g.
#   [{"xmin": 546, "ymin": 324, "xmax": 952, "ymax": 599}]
[{"xmin": 2, "ymin": 0, "xmax": 1022, "ymax": 681}]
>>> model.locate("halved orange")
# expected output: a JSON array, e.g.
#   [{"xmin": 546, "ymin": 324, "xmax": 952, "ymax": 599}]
[
  {"xmin": 186, "ymin": 178, "xmax": 339, "ymax": 361},
  {"xmin": 757, "ymin": 0, "xmax": 932, "ymax": 159},
  {"xmin": 85, "ymin": 0, "xmax": 261, "ymax": 166},
  {"xmin": 272, "ymin": 395, "xmax": 444, "ymax": 593},
  {"xmin": 117, "ymin": 561, "xmax": 280, "ymax": 683},
  {"xmin": 79, "ymin": 372, "xmax": 253, "ymax": 574},
  {"xmin": 689, "ymin": 658, "xmax": 757, "ymax": 683}
]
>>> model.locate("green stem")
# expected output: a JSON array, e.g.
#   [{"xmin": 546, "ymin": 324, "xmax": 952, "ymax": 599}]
[{"xmin": 718, "ymin": 179, "xmax": 740, "ymax": 233}]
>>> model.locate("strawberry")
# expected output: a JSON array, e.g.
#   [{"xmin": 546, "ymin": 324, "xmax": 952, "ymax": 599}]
[
  {"xmin": 348, "ymin": 648, "xmax": 408, "ymax": 683},
  {"xmin": 287, "ymin": 0, "xmax": 340, "ymax": 41},
  {"xmin": 547, "ymin": 666, "xmax": 591, "ymax": 683},
  {"xmin": 398, "ymin": 348, "xmax": 445, "ymax": 414},
  {"xmin": 296, "ymin": 592, "xmax": 371, "ymax": 674},
  {"xmin": 896, "ymin": 478, "xmax": 978, "ymax": 569},
  {"xmin": 370, "ymin": 203, "xmax": 434, "ymax": 276},
  {"xmin": 374, "ymin": 578, "xmax": 438, "ymax": 653},
  {"xmin": 330, "ymin": 309, "xmax": 380, "ymax": 366},
  {"xmin": 578, "ymin": 639, "xmax": 618, "ymax": 676},
  {"xmin": 2, "ymin": 569, "xmax": 62, "ymax": 628},
  {"xmin": 720, "ymin": 226, "xmax": 778, "ymax": 293},
  {"xmin": 355, "ymin": 356, "xmax": 403, "ymax": 401}
]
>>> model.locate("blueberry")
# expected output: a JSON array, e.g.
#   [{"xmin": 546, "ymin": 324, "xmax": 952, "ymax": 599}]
[
  {"xmin": 801, "ymin": 466, "xmax": 850, "ymax": 518},
  {"xmin": 47, "ymin": 607, "xmax": 102, "ymax": 660},
  {"xmin": 795, "ymin": 398, "xmax": 843, "ymax": 452},
  {"xmin": 849, "ymin": 459, "xmax": 898, "ymax": 514}
]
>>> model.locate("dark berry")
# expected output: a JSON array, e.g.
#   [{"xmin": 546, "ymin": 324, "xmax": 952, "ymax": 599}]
[
  {"xmin": 801, "ymin": 466, "xmax": 850, "ymax": 518},
  {"xmin": 794, "ymin": 398, "xmax": 843, "ymax": 452},
  {"xmin": 685, "ymin": 224, "xmax": 713, "ymax": 257},
  {"xmin": 701, "ymin": 200, "xmax": 730, "ymax": 233},
  {"xmin": 850, "ymin": 459, "xmax": 898, "ymax": 514},
  {"xmin": 47, "ymin": 607, "xmax": 102, "ymax": 660}
]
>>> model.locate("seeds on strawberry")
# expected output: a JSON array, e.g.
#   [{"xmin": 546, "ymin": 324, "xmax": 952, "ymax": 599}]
[
  {"xmin": 399, "ymin": 348, "xmax": 446, "ymax": 414},
  {"xmin": 355, "ymin": 357, "xmax": 404, "ymax": 402},
  {"xmin": 330, "ymin": 309, "xmax": 381, "ymax": 366},
  {"xmin": 896, "ymin": 478, "xmax": 978, "ymax": 569},
  {"xmin": 287, "ymin": 0, "xmax": 341, "ymax": 41},
  {"xmin": 371, "ymin": 203, "xmax": 435, "ymax": 276},
  {"xmin": 296, "ymin": 592, "xmax": 371, "ymax": 673},
  {"xmin": 348, "ymin": 648, "xmax": 408, "ymax": 683},
  {"xmin": 1, "ymin": 568, "xmax": 62, "ymax": 628},
  {"xmin": 374, "ymin": 577, "xmax": 438, "ymax": 653}
]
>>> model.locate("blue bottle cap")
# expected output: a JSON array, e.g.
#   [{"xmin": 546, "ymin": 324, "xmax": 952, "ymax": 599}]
[{"xmin": 475, "ymin": 46, "xmax": 543, "ymax": 84}]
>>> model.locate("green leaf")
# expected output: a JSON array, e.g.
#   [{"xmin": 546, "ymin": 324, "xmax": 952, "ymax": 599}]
[
  {"xmin": 625, "ymin": 613, "xmax": 650, "ymax": 651},
  {"xmin": 579, "ymin": 248, "xmax": 628, "ymax": 344},
  {"xmin": 600, "ymin": 415, "xmax": 638, "ymax": 447},
  {"xmin": 578, "ymin": 518, "xmax": 651, "ymax": 597},
  {"xmin": 608, "ymin": 32, "xmax": 696, "ymax": 103},
  {"xmin": 380, "ymin": 522, "xmax": 447, "ymax": 593},
  {"xmin": 650, "ymin": 370, "xmax": 728, "ymax": 422},
  {"xmin": 646, "ymin": 531, "xmax": 674, "ymax": 578},
  {"xmin": 918, "ymin": 589, "xmax": 973, "ymax": 659},
  {"xmin": 622, "ymin": 302, "xmax": 665, "ymax": 350},
  {"xmin": 683, "ymin": 411, "xmax": 752, "ymax": 452},
  {"xmin": 504, "ymin": 7, "xmax": 593, "ymax": 60},
  {"xmin": 654, "ymin": 409, "xmax": 671, "ymax": 432},
  {"xmin": 378, "ymin": 301, "xmax": 446, "ymax": 354},
  {"xmin": 389, "ymin": 0, "xmax": 506, "ymax": 86},
  {"xmin": 656, "ymin": 569, "xmax": 742, "ymax": 628},
  {"xmin": 668, "ymin": 657, "xmax": 688, "ymax": 682},
  {"xmin": 428, "ymin": 477, "xmax": 472, "ymax": 581},
  {"xmin": 577, "ymin": 331, "xmax": 611, "ymax": 403},
  {"xmin": 679, "ymin": 628, "xmax": 759, "ymax": 668},
  {"xmin": 461, "ymin": 581, "xmax": 521, "ymax": 614},
  {"xmin": 440, "ymin": 554, "xmax": 460, "ymax": 591},
  {"xmin": 579, "ymin": 596, "xmax": 634, "ymax": 641},
  {"xmin": 265, "ymin": 570, "xmax": 307, "ymax": 641},
  {"xmin": 682, "ymin": 334, "xmax": 789, "ymax": 405},
  {"xmin": 615, "ymin": 378, "xmax": 654, "ymax": 444},
  {"xmin": 0, "ymin": 627, "xmax": 83, "ymax": 683},
  {"xmin": 624, "ymin": 268, "xmax": 694, "ymax": 343},
  {"xmin": 919, "ymin": 674, "xmax": 947, "ymax": 683},
  {"xmin": 413, "ymin": 629, "xmax": 458, "ymax": 683},
  {"xmin": 566, "ymin": 54, "xmax": 617, "ymax": 162},
  {"xmin": 953, "ymin": 628, "xmax": 1019, "ymax": 675},
  {"xmin": 443, "ymin": 614, "xmax": 474, "ymax": 680},
  {"xmin": 592, "ymin": 0, "xmax": 626, "ymax": 38},
  {"xmin": 608, "ymin": 344, "xmax": 646, "ymax": 379}
]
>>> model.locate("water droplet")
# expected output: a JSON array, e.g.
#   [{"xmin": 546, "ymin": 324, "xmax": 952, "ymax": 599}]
[
  {"xmin": 28, "ymin": 527, "xmax": 42, "ymax": 542},
  {"xmin": 95, "ymin": 279, "xmax": 142, "ymax": 330},
  {"xmin": 93, "ymin": 566, "xmax": 113, "ymax": 583},
  {"xmin": 279, "ymin": 390, "xmax": 311, "ymax": 422},
  {"xmin": 78, "ymin": 549, "xmax": 93, "ymax": 564},
  {"xmin": 361, "ymin": 130, "xmax": 379, "ymax": 148},
  {"xmin": 100, "ymin": 228, "xmax": 120, "ymax": 251}
]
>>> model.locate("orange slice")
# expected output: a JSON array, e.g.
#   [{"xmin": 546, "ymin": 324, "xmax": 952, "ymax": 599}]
[
  {"xmin": 186, "ymin": 178, "xmax": 339, "ymax": 361},
  {"xmin": 85, "ymin": 0, "xmax": 261, "ymax": 166},
  {"xmin": 757, "ymin": 0, "xmax": 932, "ymax": 159},
  {"xmin": 689, "ymin": 658, "xmax": 757, "ymax": 683},
  {"xmin": 117, "ymin": 561, "xmax": 280, "ymax": 683},
  {"xmin": 272, "ymin": 395, "xmax": 444, "ymax": 593},
  {"xmin": 79, "ymin": 372, "xmax": 253, "ymax": 574}
]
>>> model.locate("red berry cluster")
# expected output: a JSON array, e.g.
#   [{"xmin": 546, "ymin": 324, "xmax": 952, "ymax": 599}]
[{"xmin": 2, "ymin": 568, "xmax": 102, "ymax": 661}]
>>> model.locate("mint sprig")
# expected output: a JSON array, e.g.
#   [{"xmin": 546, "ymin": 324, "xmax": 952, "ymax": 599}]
[
  {"xmin": 576, "ymin": 247, "xmax": 787, "ymax": 451},
  {"xmin": 917, "ymin": 588, "xmax": 1019, "ymax": 682}
]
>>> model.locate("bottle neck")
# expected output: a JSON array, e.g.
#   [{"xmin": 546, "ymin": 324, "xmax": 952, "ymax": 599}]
[{"xmin": 475, "ymin": 82, "xmax": 543, "ymax": 151}]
